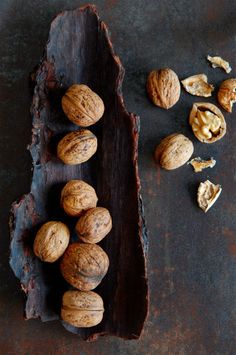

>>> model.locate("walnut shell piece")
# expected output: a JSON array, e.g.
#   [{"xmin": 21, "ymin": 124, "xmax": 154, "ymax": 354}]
[
  {"xmin": 181, "ymin": 74, "xmax": 214, "ymax": 97},
  {"xmin": 217, "ymin": 79, "xmax": 236, "ymax": 113},
  {"xmin": 207, "ymin": 55, "xmax": 232, "ymax": 73},
  {"xmin": 188, "ymin": 157, "xmax": 216, "ymax": 172},
  {"xmin": 146, "ymin": 68, "xmax": 180, "ymax": 109},
  {"xmin": 60, "ymin": 243, "xmax": 109, "ymax": 291},
  {"xmin": 33, "ymin": 221, "xmax": 70, "ymax": 262},
  {"xmin": 154, "ymin": 133, "xmax": 194, "ymax": 170},
  {"xmin": 61, "ymin": 180, "xmax": 98, "ymax": 217},
  {"xmin": 189, "ymin": 102, "xmax": 226, "ymax": 143},
  {"xmin": 62, "ymin": 84, "xmax": 105, "ymax": 127},
  {"xmin": 197, "ymin": 180, "xmax": 222, "ymax": 212},
  {"xmin": 61, "ymin": 290, "xmax": 104, "ymax": 328},
  {"xmin": 57, "ymin": 129, "xmax": 97, "ymax": 165},
  {"xmin": 76, "ymin": 207, "xmax": 112, "ymax": 244}
]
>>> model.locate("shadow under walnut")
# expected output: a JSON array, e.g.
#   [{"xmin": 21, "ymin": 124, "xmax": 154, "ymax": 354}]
[{"xmin": 9, "ymin": 5, "xmax": 148, "ymax": 340}]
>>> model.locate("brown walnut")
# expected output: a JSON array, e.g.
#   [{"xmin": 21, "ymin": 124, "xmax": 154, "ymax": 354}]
[
  {"xmin": 57, "ymin": 129, "xmax": 97, "ymax": 165},
  {"xmin": 60, "ymin": 243, "xmax": 109, "ymax": 291},
  {"xmin": 61, "ymin": 180, "xmax": 98, "ymax": 217},
  {"xmin": 217, "ymin": 79, "xmax": 236, "ymax": 112},
  {"xmin": 62, "ymin": 84, "xmax": 105, "ymax": 127},
  {"xmin": 33, "ymin": 221, "xmax": 70, "ymax": 262},
  {"xmin": 76, "ymin": 207, "xmax": 112, "ymax": 244},
  {"xmin": 61, "ymin": 290, "xmax": 104, "ymax": 328}
]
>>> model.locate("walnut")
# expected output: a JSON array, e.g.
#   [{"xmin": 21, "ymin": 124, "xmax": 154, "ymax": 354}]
[
  {"xmin": 33, "ymin": 221, "xmax": 70, "ymax": 262},
  {"xmin": 217, "ymin": 79, "xmax": 236, "ymax": 113},
  {"xmin": 207, "ymin": 55, "xmax": 231, "ymax": 73},
  {"xmin": 154, "ymin": 133, "xmax": 194, "ymax": 170},
  {"xmin": 61, "ymin": 290, "xmax": 104, "ymax": 328},
  {"xmin": 189, "ymin": 102, "xmax": 226, "ymax": 143},
  {"xmin": 62, "ymin": 84, "xmax": 105, "ymax": 127},
  {"xmin": 61, "ymin": 180, "xmax": 98, "ymax": 217},
  {"xmin": 146, "ymin": 68, "xmax": 180, "ymax": 109},
  {"xmin": 188, "ymin": 157, "xmax": 216, "ymax": 172},
  {"xmin": 57, "ymin": 129, "xmax": 97, "ymax": 165},
  {"xmin": 197, "ymin": 180, "xmax": 222, "ymax": 212},
  {"xmin": 76, "ymin": 207, "xmax": 112, "ymax": 244},
  {"xmin": 60, "ymin": 243, "xmax": 109, "ymax": 291},
  {"xmin": 181, "ymin": 74, "xmax": 214, "ymax": 97}
]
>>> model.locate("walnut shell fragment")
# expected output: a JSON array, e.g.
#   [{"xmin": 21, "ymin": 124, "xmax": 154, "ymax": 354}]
[
  {"xmin": 61, "ymin": 290, "xmax": 104, "ymax": 328},
  {"xmin": 207, "ymin": 55, "xmax": 232, "ymax": 73},
  {"xmin": 181, "ymin": 74, "xmax": 214, "ymax": 97},
  {"xmin": 154, "ymin": 133, "xmax": 194, "ymax": 170},
  {"xmin": 60, "ymin": 243, "xmax": 109, "ymax": 291},
  {"xmin": 218, "ymin": 79, "xmax": 236, "ymax": 113},
  {"xmin": 188, "ymin": 157, "xmax": 216, "ymax": 172},
  {"xmin": 197, "ymin": 180, "xmax": 222, "ymax": 212},
  {"xmin": 189, "ymin": 102, "xmax": 226, "ymax": 143}
]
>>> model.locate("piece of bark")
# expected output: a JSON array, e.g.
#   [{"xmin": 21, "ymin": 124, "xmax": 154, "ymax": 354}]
[{"xmin": 9, "ymin": 5, "xmax": 148, "ymax": 340}]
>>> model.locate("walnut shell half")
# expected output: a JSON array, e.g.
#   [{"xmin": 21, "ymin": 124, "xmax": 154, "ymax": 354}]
[
  {"xmin": 60, "ymin": 243, "xmax": 109, "ymax": 291},
  {"xmin": 217, "ymin": 79, "xmax": 236, "ymax": 113},
  {"xmin": 61, "ymin": 290, "xmax": 104, "ymax": 328},
  {"xmin": 189, "ymin": 102, "xmax": 226, "ymax": 143}
]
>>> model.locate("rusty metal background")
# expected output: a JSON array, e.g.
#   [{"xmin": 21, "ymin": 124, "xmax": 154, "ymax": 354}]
[{"xmin": 1, "ymin": 0, "xmax": 236, "ymax": 353}]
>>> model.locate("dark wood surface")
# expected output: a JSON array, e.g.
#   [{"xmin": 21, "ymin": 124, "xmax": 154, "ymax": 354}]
[{"xmin": 1, "ymin": 0, "xmax": 236, "ymax": 353}]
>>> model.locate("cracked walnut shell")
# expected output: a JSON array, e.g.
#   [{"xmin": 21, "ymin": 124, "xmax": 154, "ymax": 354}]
[
  {"xmin": 189, "ymin": 103, "xmax": 226, "ymax": 143},
  {"xmin": 61, "ymin": 180, "xmax": 98, "ymax": 217},
  {"xmin": 60, "ymin": 243, "xmax": 109, "ymax": 291},
  {"xmin": 146, "ymin": 68, "xmax": 180, "ymax": 109},
  {"xmin": 76, "ymin": 207, "xmax": 112, "ymax": 244},
  {"xmin": 207, "ymin": 55, "xmax": 231, "ymax": 73},
  {"xmin": 181, "ymin": 74, "xmax": 214, "ymax": 97},
  {"xmin": 61, "ymin": 290, "xmax": 104, "ymax": 328},
  {"xmin": 57, "ymin": 129, "xmax": 97, "ymax": 165},
  {"xmin": 33, "ymin": 221, "xmax": 70, "ymax": 262},
  {"xmin": 62, "ymin": 84, "xmax": 105, "ymax": 127},
  {"xmin": 218, "ymin": 79, "xmax": 236, "ymax": 113},
  {"xmin": 197, "ymin": 180, "xmax": 222, "ymax": 212},
  {"xmin": 154, "ymin": 133, "xmax": 194, "ymax": 170}
]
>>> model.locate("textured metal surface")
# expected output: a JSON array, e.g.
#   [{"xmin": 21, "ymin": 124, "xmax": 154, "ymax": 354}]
[{"xmin": 1, "ymin": 0, "xmax": 236, "ymax": 353}]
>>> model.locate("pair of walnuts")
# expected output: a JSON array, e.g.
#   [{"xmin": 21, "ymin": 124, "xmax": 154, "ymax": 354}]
[{"xmin": 33, "ymin": 179, "xmax": 112, "ymax": 328}]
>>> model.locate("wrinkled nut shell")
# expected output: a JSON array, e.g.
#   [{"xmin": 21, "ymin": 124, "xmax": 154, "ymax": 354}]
[
  {"xmin": 57, "ymin": 129, "xmax": 97, "ymax": 165},
  {"xmin": 189, "ymin": 102, "xmax": 226, "ymax": 143},
  {"xmin": 33, "ymin": 221, "xmax": 70, "ymax": 262},
  {"xmin": 217, "ymin": 79, "xmax": 236, "ymax": 112},
  {"xmin": 61, "ymin": 290, "xmax": 104, "ymax": 328},
  {"xmin": 62, "ymin": 84, "xmax": 104, "ymax": 127},
  {"xmin": 61, "ymin": 180, "xmax": 98, "ymax": 217},
  {"xmin": 76, "ymin": 207, "xmax": 112, "ymax": 244},
  {"xmin": 146, "ymin": 68, "xmax": 180, "ymax": 109},
  {"xmin": 60, "ymin": 243, "xmax": 109, "ymax": 291},
  {"xmin": 154, "ymin": 133, "xmax": 194, "ymax": 170}
]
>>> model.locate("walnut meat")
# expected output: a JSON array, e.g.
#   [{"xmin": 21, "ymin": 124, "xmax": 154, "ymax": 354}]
[
  {"xmin": 189, "ymin": 103, "xmax": 226, "ymax": 143},
  {"xmin": 76, "ymin": 207, "xmax": 112, "ymax": 244},
  {"xmin": 181, "ymin": 74, "xmax": 214, "ymax": 97},
  {"xmin": 154, "ymin": 133, "xmax": 194, "ymax": 170},
  {"xmin": 62, "ymin": 84, "xmax": 105, "ymax": 127},
  {"xmin": 60, "ymin": 243, "xmax": 109, "ymax": 291},
  {"xmin": 57, "ymin": 129, "xmax": 97, "ymax": 165},
  {"xmin": 197, "ymin": 180, "xmax": 222, "ymax": 212},
  {"xmin": 217, "ymin": 79, "xmax": 236, "ymax": 112},
  {"xmin": 146, "ymin": 68, "xmax": 180, "ymax": 109},
  {"xmin": 61, "ymin": 290, "xmax": 104, "ymax": 328},
  {"xmin": 61, "ymin": 180, "xmax": 98, "ymax": 217},
  {"xmin": 33, "ymin": 221, "xmax": 70, "ymax": 262}
]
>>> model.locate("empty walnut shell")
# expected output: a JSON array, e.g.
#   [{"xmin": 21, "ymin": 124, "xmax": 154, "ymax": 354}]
[
  {"xmin": 76, "ymin": 207, "xmax": 112, "ymax": 244},
  {"xmin": 62, "ymin": 84, "xmax": 105, "ymax": 127},
  {"xmin": 217, "ymin": 79, "xmax": 236, "ymax": 113},
  {"xmin": 57, "ymin": 129, "xmax": 98, "ymax": 165},
  {"xmin": 60, "ymin": 243, "xmax": 109, "ymax": 291},
  {"xmin": 61, "ymin": 290, "xmax": 104, "ymax": 328},
  {"xmin": 33, "ymin": 221, "xmax": 70, "ymax": 262},
  {"xmin": 61, "ymin": 180, "xmax": 98, "ymax": 217}
]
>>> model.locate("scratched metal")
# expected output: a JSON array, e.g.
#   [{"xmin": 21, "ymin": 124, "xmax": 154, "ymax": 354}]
[{"xmin": 1, "ymin": 0, "xmax": 236, "ymax": 353}]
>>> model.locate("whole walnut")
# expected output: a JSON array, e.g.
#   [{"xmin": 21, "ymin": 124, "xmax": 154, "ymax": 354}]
[
  {"xmin": 62, "ymin": 84, "xmax": 105, "ymax": 127},
  {"xmin": 147, "ymin": 68, "xmax": 180, "ymax": 109},
  {"xmin": 60, "ymin": 243, "xmax": 109, "ymax": 291},
  {"xmin": 76, "ymin": 207, "xmax": 112, "ymax": 244},
  {"xmin": 61, "ymin": 290, "xmax": 104, "ymax": 328},
  {"xmin": 57, "ymin": 129, "xmax": 97, "ymax": 165},
  {"xmin": 61, "ymin": 180, "xmax": 98, "ymax": 217},
  {"xmin": 33, "ymin": 221, "xmax": 70, "ymax": 262}
]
